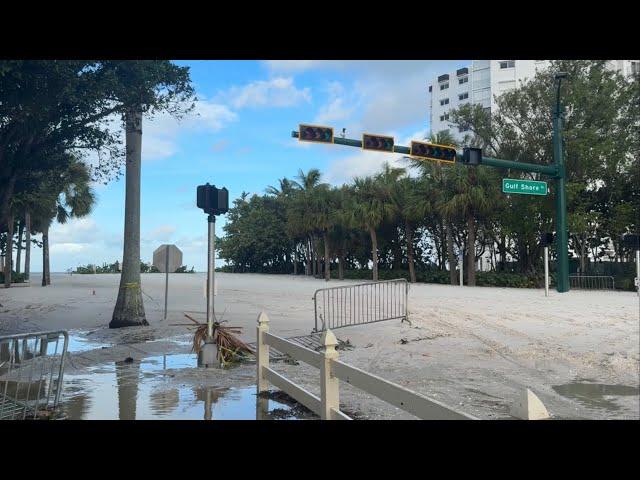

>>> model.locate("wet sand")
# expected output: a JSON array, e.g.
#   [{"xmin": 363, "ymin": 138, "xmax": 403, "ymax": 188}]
[{"xmin": 1, "ymin": 272, "xmax": 639, "ymax": 419}]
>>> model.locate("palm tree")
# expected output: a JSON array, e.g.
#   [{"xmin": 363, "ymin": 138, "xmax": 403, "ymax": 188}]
[
  {"xmin": 350, "ymin": 175, "xmax": 388, "ymax": 281},
  {"xmin": 111, "ymin": 106, "xmax": 148, "ymax": 326},
  {"xmin": 439, "ymin": 159, "xmax": 498, "ymax": 286},
  {"xmin": 291, "ymin": 169, "xmax": 327, "ymax": 278},
  {"xmin": 386, "ymin": 173, "xmax": 431, "ymax": 283},
  {"xmin": 411, "ymin": 131, "xmax": 460, "ymax": 285}
]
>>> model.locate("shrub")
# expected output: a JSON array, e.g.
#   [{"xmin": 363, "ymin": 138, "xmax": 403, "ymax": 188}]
[{"xmin": 0, "ymin": 271, "xmax": 27, "ymax": 283}]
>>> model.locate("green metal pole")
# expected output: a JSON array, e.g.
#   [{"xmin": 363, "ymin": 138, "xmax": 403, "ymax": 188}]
[{"xmin": 553, "ymin": 74, "xmax": 570, "ymax": 293}]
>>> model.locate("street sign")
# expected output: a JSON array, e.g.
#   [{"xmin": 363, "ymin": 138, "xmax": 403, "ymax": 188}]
[
  {"xmin": 410, "ymin": 141, "xmax": 456, "ymax": 163},
  {"xmin": 502, "ymin": 179, "xmax": 548, "ymax": 196}
]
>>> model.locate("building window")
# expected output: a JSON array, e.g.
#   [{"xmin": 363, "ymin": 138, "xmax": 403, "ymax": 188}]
[
  {"xmin": 459, "ymin": 76, "xmax": 468, "ymax": 85},
  {"xmin": 440, "ymin": 82, "xmax": 449, "ymax": 90},
  {"xmin": 631, "ymin": 61, "xmax": 639, "ymax": 76},
  {"xmin": 439, "ymin": 114, "xmax": 450, "ymax": 122},
  {"xmin": 499, "ymin": 60, "xmax": 516, "ymax": 69},
  {"xmin": 458, "ymin": 92, "xmax": 469, "ymax": 101},
  {"xmin": 459, "ymin": 126, "xmax": 470, "ymax": 133},
  {"xmin": 428, "ymin": 85, "xmax": 432, "ymax": 92},
  {"xmin": 440, "ymin": 98, "xmax": 449, "ymax": 106}
]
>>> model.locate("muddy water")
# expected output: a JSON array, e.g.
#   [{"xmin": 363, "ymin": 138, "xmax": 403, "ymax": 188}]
[
  {"xmin": 552, "ymin": 382, "xmax": 640, "ymax": 413},
  {"xmin": 59, "ymin": 352, "xmax": 316, "ymax": 420}
]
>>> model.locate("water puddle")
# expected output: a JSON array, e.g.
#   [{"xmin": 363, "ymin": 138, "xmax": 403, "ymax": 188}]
[
  {"xmin": 66, "ymin": 332, "xmax": 112, "ymax": 353},
  {"xmin": 552, "ymin": 382, "xmax": 640, "ymax": 412},
  {"xmin": 58, "ymin": 352, "xmax": 317, "ymax": 420}
]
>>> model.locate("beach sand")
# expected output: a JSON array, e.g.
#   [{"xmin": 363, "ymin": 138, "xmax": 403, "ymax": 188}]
[{"xmin": 1, "ymin": 272, "xmax": 638, "ymax": 419}]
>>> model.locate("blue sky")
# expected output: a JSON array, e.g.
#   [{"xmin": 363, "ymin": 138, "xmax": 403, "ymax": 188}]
[{"xmin": 42, "ymin": 60, "xmax": 470, "ymax": 272}]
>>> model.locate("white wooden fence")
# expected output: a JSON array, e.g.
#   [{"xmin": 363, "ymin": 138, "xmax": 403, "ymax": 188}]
[{"xmin": 256, "ymin": 312, "xmax": 476, "ymax": 420}]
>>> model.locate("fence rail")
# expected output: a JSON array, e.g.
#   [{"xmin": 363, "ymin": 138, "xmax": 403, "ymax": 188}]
[
  {"xmin": 1, "ymin": 330, "xmax": 68, "ymax": 420},
  {"xmin": 569, "ymin": 275, "xmax": 615, "ymax": 290},
  {"xmin": 256, "ymin": 312, "xmax": 475, "ymax": 420},
  {"xmin": 313, "ymin": 279, "xmax": 409, "ymax": 332}
]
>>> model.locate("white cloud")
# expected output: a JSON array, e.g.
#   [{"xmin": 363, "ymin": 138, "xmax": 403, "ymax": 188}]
[
  {"xmin": 222, "ymin": 77, "xmax": 311, "ymax": 109},
  {"xmin": 49, "ymin": 218, "xmax": 101, "ymax": 244},
  {"xmin": 146, "ymin": 225, "xmax": 177, "ymax": 242},
  {"xmin": 263, "ymin": 60, "xmax": 319, "ymax": 73},
  {"xmin": 324, "ymin": 150, "xmax": 407, "ymax": 186}
]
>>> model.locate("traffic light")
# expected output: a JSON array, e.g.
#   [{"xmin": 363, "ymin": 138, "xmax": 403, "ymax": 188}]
[
  {"xmin": 462, "ymin": 147, "xmax": 483, "ymax": 165},
  {"xmin": 197, "ymin": 183, "xmax": 229, "ymax": 216},
  {"xmin": 298, "ymin": 124, "xmax": 334, "ymax": 144},
  {"xmin": 410, "ymin": 140, "xmax": 456, "ymax": 163},
  {"xmin": 541, "ymin": 232, "xmax": 554, "ymax": 247},
  {"xmin": 363, "ymin": 133, "xmax": 394, "ymax": 152}
]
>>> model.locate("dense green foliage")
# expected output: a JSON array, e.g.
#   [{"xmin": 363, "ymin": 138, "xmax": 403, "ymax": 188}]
[{"xmin": 74, "ymin": 261, "xmax": 195, "ymax": 274}]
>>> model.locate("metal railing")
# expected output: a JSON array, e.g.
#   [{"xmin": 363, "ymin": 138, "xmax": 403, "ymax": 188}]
[
  {"xmin": 313, "ymin": 279, "xmax": 409, "ymax": 332},
  {"xmin": 569, "ymin": 275, "xmax": 615, "ymax": 290},
  {"xmin": 0, "ymin": 331, "xmax": 69, "ymax": 420},
  {"xmin": 256, "ymin": 312, "xmax": 475, "ymax": 420}
]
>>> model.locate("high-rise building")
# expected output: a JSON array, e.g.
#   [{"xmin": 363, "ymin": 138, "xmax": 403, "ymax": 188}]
[{"xmin": 428, "ymin": 60, "xmax": 639, "ymax": 141}]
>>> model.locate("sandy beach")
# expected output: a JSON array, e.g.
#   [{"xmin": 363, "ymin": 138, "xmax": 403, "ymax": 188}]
[{"xmin": 1, "ymin": 272, "xmax": 638, "ymax": 419}]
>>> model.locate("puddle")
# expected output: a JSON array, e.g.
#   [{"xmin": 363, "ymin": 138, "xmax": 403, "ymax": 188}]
[
  {"xmin": 58, "ymin": 353, "xmax": 317, "ymax": 420},
  {"xmin": 66, "ymin": 332, "xmax": 112, "ymax": 353},
  {"xmin": 552, "ymin": 382, "xmax": 640, "ymax": 412}
]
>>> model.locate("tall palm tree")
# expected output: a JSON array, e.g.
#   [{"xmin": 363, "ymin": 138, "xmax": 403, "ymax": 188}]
[
  {"xmin": 111, "ymin": 106, "xmax": 148, "ymax": 327},
  {"xmin": 411, "ymin": 131, "xmax": 460, "ymax": 285},
  {"xmin": 350, "ymin": 175, "xmax": 388, "ymax": 281},
  {"xmin": 42, "ymin": 158, "xmax": 96, "ymax": 286},
  {"xmin": 291, "ymin": 169, "xmax": 327, "ymax": 278},
  {"xmin": 385, "ymin": 173, "xmax": 431, "ymax": 283}
]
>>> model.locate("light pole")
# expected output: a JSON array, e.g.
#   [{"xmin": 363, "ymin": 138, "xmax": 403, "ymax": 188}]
[
  {"xmin": 553, "ymin": 72, "xmax": 570, "ymax": 293},
  {"xmin": 196, "ymin": 183, "xmax": 228, "ymax": 368}
]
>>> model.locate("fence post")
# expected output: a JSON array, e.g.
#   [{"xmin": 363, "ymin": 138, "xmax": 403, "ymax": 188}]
[
  {"xmin": 320, "ymin": 328, "xmax": 340, "ymax": 420},
  {"xmin": 257, "ymin": 311, "xmax": 270, "ymax": 395}
]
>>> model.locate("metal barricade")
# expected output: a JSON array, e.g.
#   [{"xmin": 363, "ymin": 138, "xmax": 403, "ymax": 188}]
[
  {"xmin": 569, "ymin": 275, "xmax": 615, "ymax": 290},
  {"xmin": 0, "ymin": 331, "xmax": 69, "ymax": 420},
  {"xmin": 313, "ymin": 279, "xmax": 409, "ymax": 332}
]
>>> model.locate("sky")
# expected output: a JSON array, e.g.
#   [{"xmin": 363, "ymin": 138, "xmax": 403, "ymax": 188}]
[{"xmin": 38, "ymin": 60, "xmax": 470, "ymax": 272}]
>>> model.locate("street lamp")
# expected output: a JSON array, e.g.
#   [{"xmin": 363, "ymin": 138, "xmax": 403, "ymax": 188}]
[{"xmin": 553, "ymin": 72, "xmax": 570, "ymax": 293}]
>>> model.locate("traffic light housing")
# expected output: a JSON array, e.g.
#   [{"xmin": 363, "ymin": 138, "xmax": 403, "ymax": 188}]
[
  {"xmin": 410, "ymin": 141, "xmax": 456, "ymax": 163},
  {"xmin": 197, "ymin": 183, "xmax": 229, "ymax": 216},
  {"xmin": 363, "ymin": 133, "xmax": 394, "ymax": 152},
  {"xmin": 462, "ymin": 147, "xmax": 482, "ymax": 165},
  {"xmin": 541, "ymin": 232, "xmax": 554, "ymax": 247},
  {"xmin": 298, "ymin": 124, "xmax": 333, "ymax": 144}
]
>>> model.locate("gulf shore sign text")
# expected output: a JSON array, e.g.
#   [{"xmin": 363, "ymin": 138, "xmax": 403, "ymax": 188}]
[{"xmin": 502, "ymin": 179, "xmax": 548, "ymax": 196}]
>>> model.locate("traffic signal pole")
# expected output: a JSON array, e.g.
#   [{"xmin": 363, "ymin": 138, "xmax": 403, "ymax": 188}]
[
  {"xmin": 292, "ymin": 78, "xmax": 572, "ymax": 293},
  {"xmin": 553, "ymin": 73, "xmax": 570, "ymax": 292}
]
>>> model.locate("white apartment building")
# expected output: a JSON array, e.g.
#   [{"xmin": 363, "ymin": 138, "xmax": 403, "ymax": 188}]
[{"xmin": 428, "ymin": 60, "xmax": 639, "ymax": 142}]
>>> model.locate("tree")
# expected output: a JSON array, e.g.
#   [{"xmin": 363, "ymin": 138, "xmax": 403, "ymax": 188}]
[
  {"xmin": 105, "ymin": 61, "xmax": 195, "ymax": 328},
  {"xmin": 350, "ymin": 175, "xmax": 388, "ymax": 281}
]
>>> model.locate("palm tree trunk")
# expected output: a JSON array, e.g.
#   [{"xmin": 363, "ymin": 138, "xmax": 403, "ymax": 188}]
[
  {"xmin": 16, "ymin": 220, "xmax": 23, "ymax": 275},
  {"xmin": 293, "ymin": 244, "xmax": 298, "ymax": 275},
  {"xmin": 305, "ymin": 239, "xmax": 311, "ymax": 275},
  {"xmin": 42, "ymin": 223, "xmax": 50, "ymax": 286},
  {"xmin": 4, "ymin": 214, "xmax": 13, "ymax": 287},
  {"xmin": 111, "ymin": 106, "xmax": 148, "ymax": 328},
  {"xmin": 446, "ymin": 222, "xmax": 456, "ymax": 285},
  {"xmin": 323, "ymin": 231, "xmax": 330, "ymax": 281},
  {"xmin": 405, "ymin": 221, "xmax": 416, "ymax": 283},
  {"xmin": 467, "ymin": 215, "xmax": 476, "ymax": 287},
  {"xmin": 24, "ymin": 211, "xmax": 31, "ymax": 281},
  {"xmin": 369, "ymin": 227, "xmax": 378, "ymax": 281},
  {"xmin": 338, "ymin": 254, "xmax": 344, "ymax": 280}
]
